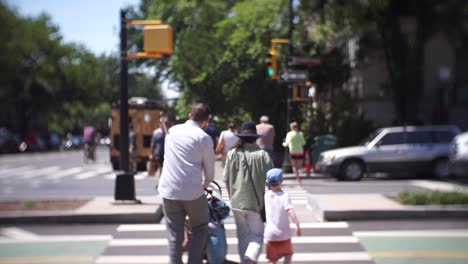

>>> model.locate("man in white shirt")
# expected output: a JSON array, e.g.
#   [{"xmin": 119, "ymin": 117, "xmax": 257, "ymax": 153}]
[{"xmin": 158, "ymin": 103, "xmax": 215, "ymax": 264}]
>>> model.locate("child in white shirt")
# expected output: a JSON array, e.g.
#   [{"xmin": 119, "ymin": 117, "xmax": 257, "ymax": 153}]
[{"xmin": 264, "ymin": 168, "xmax": 301, "ymax": 264}]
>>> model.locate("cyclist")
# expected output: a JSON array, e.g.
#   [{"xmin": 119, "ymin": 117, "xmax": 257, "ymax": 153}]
[{"xmin": 83, "ymin": 125, "xmax": 97, "ymax": 162}]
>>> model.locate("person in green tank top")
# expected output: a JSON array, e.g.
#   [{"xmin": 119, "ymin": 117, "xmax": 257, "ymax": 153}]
[{"xmin": 282, "ymin": 121, "xmax": 306, "ymax": 182}]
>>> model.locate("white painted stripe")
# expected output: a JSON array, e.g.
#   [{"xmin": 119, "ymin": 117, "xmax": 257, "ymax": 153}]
[
  {"xmin": 0, "ymin": 227, "xmax": 39, "ymax": 240},
  {"xmin": 46, "ymin": 167, "xmax": 84, "ymax": 180},
  {"xmin": 104, "ymin": 173, "xmax": 116, "ymax": 180},
  {"xmin": 74, "ymin": 170, "xmax": 99, "ymax": 180},
  {"xmin": 0, "ymin": 235, "xmax": 112, "ymax": 243},
  {"xmin": 96, "ymin": 252, "xmax": 371, "ymax": 263},
  {"xmin": 134, "ymin": 174, "xmax": 147, "ymax": 180},
  {"xmin": 74, "ymin": 167, "xmax": 112, "ymax": 180},
  {"xmin": 354, "ymin": 230, "xmax": 468, "ymax": 237},
  {"xmin": 22, "ymin": 166, "xmax": 61, "ymax": 179},
  {"xmin": 117, "ymin": 222, "xmax": 348, "ymax": 232},
  {"xmin": 104, "ymin": 173, "xmax": 146, "ymax": 180},
  {"xmin": 0, "ymin": 166, "xmax": 34, "ymax": 177},
  {"xmin": 411, "ymin": 180, "xmax": 468, "ymax": 192},
  {"xmin": 109, "ymin": 236, "xmax": 358, "ymax": 246}
]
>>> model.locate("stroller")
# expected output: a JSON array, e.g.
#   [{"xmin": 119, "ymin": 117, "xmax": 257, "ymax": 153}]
[{"xmin": 182, "ymin": 181, "xmax": 230, "ymax": 264}]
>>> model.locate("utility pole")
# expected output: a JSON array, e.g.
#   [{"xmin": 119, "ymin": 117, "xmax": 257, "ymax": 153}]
[
  {"xmin": 114, "ymin": 10, "xmax": 172, "ymax": 202},
  {"xmin": 282, "ymin": 0, "xmax": 294, "ymax": 173},
  {"xmin": 114, "ymin": 9, "xmax": 137, "ymax": 202}
]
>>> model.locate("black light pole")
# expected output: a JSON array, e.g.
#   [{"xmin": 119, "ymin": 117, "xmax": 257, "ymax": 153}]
[
  {"xmin": 282, "ymin": 0, "xmax": 294, "ymax": 173},
  {"xmin": 114, "ymin": 9, "xmax": 137, "ymax": 202}
]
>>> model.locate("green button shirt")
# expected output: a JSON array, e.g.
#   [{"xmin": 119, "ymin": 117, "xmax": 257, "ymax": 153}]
[{"xmin": 223, "ymin": 143, "xmax": 274, "ymax": 212}]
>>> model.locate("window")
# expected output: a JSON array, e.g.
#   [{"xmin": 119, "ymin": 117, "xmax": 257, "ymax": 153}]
[
  {"xmin": 406, "ymin": 131, "xmax": 433, "ymax": 144},
  {"xmin": 379, "ymin": 132, "xmax": 405, "ymax": 146},
  {"xmin": 433, "ymin": 131, "xmax": 457, "ymax": 143}
]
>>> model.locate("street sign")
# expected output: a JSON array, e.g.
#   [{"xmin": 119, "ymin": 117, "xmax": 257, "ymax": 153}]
[
  {"xmin": 280, "ymin": 70, "xmax": 308, "ymax": 82},
  {"xmin": 287, "ymin": 56, "xmax": 322, "ymax": 66}
]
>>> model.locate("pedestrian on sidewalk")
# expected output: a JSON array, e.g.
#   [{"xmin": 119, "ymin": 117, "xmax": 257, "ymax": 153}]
[
  {"xmin": 282, "ymin": 121, "xmax": 306, "ymax": 182},
  {"xmin": 256, "ymin": 115, "xmax": 275, "ymax": 159},
  {"xmin": 264, "ymin": 168, "xmax": 301, "ymax": 264},
  {"xmin": 215, "ymin": 121, "xmax": 238, "ymax": 167},
  {"xmin": 158, "ymin": 103, "xmax": 216, "ymax": 264},
  {"xmin": 223, "ymin": 121, "xmax": 274, "ymax": 264},
  {"xmin": 149, "ymin": 112, "xmax": 169, "ymax": 180}
]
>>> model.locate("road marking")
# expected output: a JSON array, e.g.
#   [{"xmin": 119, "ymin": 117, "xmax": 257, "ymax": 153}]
[
  {"xmin": 104, "ymin": 173, "xmax": 147, "ymax": 180},
  {"xmin": 46, "ymin": 167, "xmax": 84, "ymax": 180},
  {"xmin": 0, "ymin": 235, "xmax": 112, "ymax": 243},
  {"xmin": 370, "ymin": 251, "xmax": 468, "ymax": 258},
  {"xmin": 411, "ymin": 180, "xmax": 468, "ymax": 192},
  {"xmin": 21, "ymin": 166, "xmax": 61, "ymax": 179},
  {"xmin": 74, "ymin": 167, "xmax": 112, "ymax": 179},
  {"xmin": 117, "ymin": 222, "xmax": 349, "ymax": 232},
  {"xmin": 0, "ymin": 227, "xmax": 39, "ymax": 240},
  {"xmin": 0, "ymin": 256, "xmax": 94, "ymax": 264},
  {"xmin": 354, "ymin": 230, "xmax": 468, "ymax": 237},
  {"xmin": 109, "ymin": 235, "xmax": 359, "ymax": 247},
  {"xmin": 0, "ymin": 166, "xmax": 34, "ymax": 178}
]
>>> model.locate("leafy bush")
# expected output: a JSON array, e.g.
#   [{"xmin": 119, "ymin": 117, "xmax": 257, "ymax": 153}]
[{"xmin": 397, "ymin": 191, "xmax": 468, "ymax": 205}]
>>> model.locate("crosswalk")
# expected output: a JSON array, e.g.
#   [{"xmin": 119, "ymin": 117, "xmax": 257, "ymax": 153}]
[
  {"xmin": 0, "ymin": 164, "xmax": 152, "ymax": 182},
  {"xmin": 93, "ymin": 182, "xmax": 373, "ymax": 264},
  {"xmin": 96, "ymin": 221, "xmax": 374, "ymax": 264}
]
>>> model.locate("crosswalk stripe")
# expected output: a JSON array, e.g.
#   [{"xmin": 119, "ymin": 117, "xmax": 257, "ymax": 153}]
[
  {"xmin": 0, "ymin": 166, "xmax": 34, "ymax": 178},
  {"xmin": 96, "ymin": 252, "xmax": 372, "ymax": 263},
  {"xmin": 354, "ymin": 230, "xmax": 468, "ymax": 237},
  {"xmin": 74, "ymin": 167, "xmax": 112, "ymax": 180},
  {"xmin": 0, "ymin": 227, "xmax": 39, "ymax": 240},
  {"xmin": 21, "ymin": 166, "xmax": 61, "ymax": 179},
  {"xmin": 46, "ymin": 167, "xmax": 84, "ymax": 180},
  {"xmin": 117, "ymin": 222, "xmax": 349, "ymax": 232},
  {"xmin": 109, "ymin": 236, "xmax": 359, "ymax": 246}
]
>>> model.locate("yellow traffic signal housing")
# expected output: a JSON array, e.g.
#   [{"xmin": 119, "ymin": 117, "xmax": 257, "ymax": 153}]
[
  {"xmin": 266, "ymin": 48, "xmax": 278, "ymax": 80},
  {"xmin": 143, "ymin": 25, "xmax": 174, "ymax": 55}
]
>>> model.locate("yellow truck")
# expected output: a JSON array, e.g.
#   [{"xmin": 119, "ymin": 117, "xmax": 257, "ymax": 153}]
[{"xmin": 109, "ymin": 97, "xmax": 164, "ymax": 171}]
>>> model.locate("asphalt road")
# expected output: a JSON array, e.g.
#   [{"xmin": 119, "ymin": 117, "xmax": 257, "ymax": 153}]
[{"xmin": 1, "ymin": 147, "xmax": 467, "ymax": 200}]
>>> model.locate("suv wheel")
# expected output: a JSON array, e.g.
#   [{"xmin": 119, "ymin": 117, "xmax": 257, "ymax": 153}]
[
  {"xmin": 432, "ymin": 158, "xmax": 450, "ymax": 179},
  {"xmin": 339, "ymin": 160, "xmax": 364, "ymax": 181}
]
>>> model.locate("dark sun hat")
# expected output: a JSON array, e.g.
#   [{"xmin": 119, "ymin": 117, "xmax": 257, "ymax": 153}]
[{"xmin": 236, "ymin": 122, "xmax": 262, "ymax": 138}]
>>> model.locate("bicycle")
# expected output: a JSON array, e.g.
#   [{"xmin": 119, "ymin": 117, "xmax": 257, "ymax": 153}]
[{"xmin": 83, "ymin": 143, "xmax": 96, "ymax": 163}]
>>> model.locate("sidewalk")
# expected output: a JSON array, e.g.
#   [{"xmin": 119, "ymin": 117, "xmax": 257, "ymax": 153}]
[{"xmin": 1, "ymin": 173, "xmax": 468, "ymax": 224}]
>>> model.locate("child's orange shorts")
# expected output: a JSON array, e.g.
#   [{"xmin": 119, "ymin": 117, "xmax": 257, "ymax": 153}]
[{"xmin": 266, "ymin": 239, "xmax": 293, "ymax": 262}]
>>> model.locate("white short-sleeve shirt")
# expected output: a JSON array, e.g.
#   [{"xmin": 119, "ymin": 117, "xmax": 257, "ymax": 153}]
[{"xmin": 264, "ymin": 189, "xmax": 294, "ymax": 241}]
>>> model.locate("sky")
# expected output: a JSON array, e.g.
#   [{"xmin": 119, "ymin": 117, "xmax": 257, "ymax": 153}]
[
  {"xmin": 6, "ymin": 0, "xmax": 179, "ymax": 99},
  {"xmin": 7, "ymin": 0, "xmax": 140, "ymax": 55}
]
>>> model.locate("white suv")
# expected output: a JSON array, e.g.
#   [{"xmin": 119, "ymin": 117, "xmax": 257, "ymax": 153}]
[
  {"xmin": 316, "ymin": 125, "xmax": 461, "ymax": 181},
  {"xmin": 450, "ymin": 132, "xmax": 468, "ymax": 177}
]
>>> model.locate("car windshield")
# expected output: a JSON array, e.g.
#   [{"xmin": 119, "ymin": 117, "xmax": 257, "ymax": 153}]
[{"xmin": 359, "ymin": 130, "xmax": 381, "ymax": 146}]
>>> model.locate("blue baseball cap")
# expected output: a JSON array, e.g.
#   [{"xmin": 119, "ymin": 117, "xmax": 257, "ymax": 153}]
[{"xmin": 266, "ymin": 168, "xmax": 283, "ymax": 184}]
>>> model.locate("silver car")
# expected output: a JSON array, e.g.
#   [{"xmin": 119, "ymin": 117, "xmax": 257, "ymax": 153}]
[
  {"xmin": 316, "ymin": 125, "xmax": 461, "ymax": 181},
  {"xmin": 450, "ymin": 131, "xmax": 468, "ymax": 177}
]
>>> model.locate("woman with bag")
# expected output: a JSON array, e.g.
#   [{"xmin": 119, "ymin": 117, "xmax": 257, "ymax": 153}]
[{"xmin": 223, "ymin": 122, "xmax": 274, "ymax": 264}]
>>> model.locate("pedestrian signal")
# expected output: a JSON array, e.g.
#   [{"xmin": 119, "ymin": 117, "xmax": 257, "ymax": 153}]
[{"xmin": 266, "ymin": 49, "xmax": 278, "ymax": 80}]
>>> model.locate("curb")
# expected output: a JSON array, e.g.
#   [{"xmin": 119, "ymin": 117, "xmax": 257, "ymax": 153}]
[
  {"xmin": 0, "ymin": 206, "xmax": 165, "ymax": 225},
  {"xmin": 306, "ymin": 195, "xmax": 468, "ymax": 221}
]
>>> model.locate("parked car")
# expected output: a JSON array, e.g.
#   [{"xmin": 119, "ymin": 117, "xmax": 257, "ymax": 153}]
[
  {"xmin": 449, "ymin": 131, "xmax": 468, "ymax": 177},
  {"xmin": 315, "ymin": 125, "xmax": 461, "ymax": 181},
  {"xmin": 0, "ymin": 127, "xmax": 20, "ymax": 154}
]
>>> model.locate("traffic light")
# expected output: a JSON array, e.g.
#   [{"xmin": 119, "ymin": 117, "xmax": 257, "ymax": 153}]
[{"xmin": 266, "ymin": 48, "xmax": 278, "ymax": 80}]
